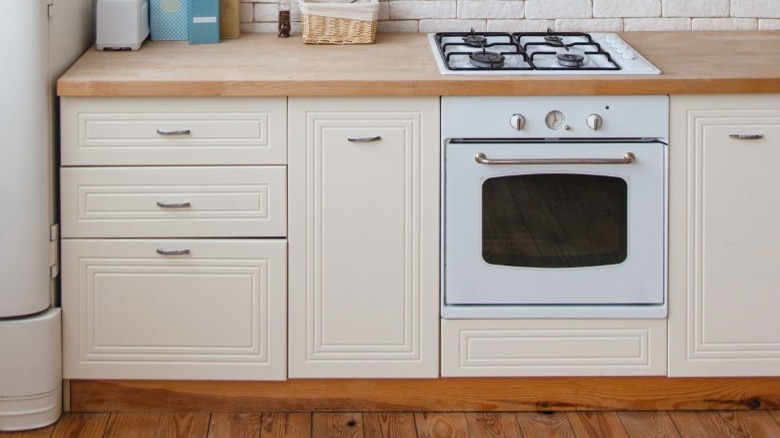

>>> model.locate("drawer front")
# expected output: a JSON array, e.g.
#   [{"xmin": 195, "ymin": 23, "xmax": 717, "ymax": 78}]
[
  {"xmin": 61, "ymin": 97, "xmax": 286, "ymax": 165},
  {"xmin": 61, "ymin": 239, "xmax": 287, "ymax": 380},
  {"xmin": 61, "ymin": 166, "xmax": 286, "ymax": 238},
  {"xmin": 442, "ymin": 319, "xmax": 667, "ymax": 377}
]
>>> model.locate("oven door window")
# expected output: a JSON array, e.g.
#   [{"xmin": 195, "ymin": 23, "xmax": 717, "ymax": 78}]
[{"xmin": 482, "ymin": 173, "xmax": 627, "ymax": 268}]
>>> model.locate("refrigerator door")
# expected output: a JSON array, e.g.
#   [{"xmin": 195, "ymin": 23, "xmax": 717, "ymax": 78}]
[{"xmin": 0, "ymin": 0, "xmax": 51, "ymax": 318}]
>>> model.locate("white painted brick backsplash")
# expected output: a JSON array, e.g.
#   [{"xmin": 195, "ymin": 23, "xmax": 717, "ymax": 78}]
[
  {"xmin": 623, "ymin": 17, "xmax": 690, "ymax": 30},
  {"xmin": 732, "ymin": 0, "xmax": 780, "ymax": 18},
  {"xmin": 390, "ymin": 1, "xmax": 457, "ymax": 20},
  {"xmin": 593, "ymin": 0, "xmax": 660, "ymax": 18},
  {"xmin": 525, "ymin": 0, "xmax": 591, "ymax": 19},
  {"xmin": 662, "ymin": 0, "xmax": 728, "ymax": 18},
  {"xmin": 379, "ymin": 2, "xmax": 390, "ymax": 20},
  {"xmin": 759, "ymin": 18, "xmax": 780, "ymax": 29},
  {"xmin": 254, "ymin": 3, "xmax": 278, "ymax": 21},
  {"xmin": 692, "ymin": 18, "xmax": 758, "ymax": 30},
  {"xmin": 419, "ymin": 19, "xmax": 486, "ymax": 32},
  {"xmin": 555, "ymin": 18, "xmax": 623, "ymax": 31},
  {"xmin": 240, "ymin": 4, "xmax": 254, "ymax": 22},
  {"xmin": 237, "ymin": 0, "xmax": 780, "ymax": 32},
  {"xmin": 458, "ymin": 1, "xmax": 524, "ymax": 19},
  {"xmin": 487, "ymin": 19, "xmax": 554, "ymax": 31},
  {"xmin": 377, "ymin": 20, "xmax": 420, "ymax": 31}
]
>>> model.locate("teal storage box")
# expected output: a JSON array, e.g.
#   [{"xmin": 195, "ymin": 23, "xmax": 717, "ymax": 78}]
[
  {"xmin": 150, "ymin": 0, "xmax": 188, "ymax": 40},
  {"xmin": 189, "ymin": 0, "xmax": 220, "ymax": 44}
]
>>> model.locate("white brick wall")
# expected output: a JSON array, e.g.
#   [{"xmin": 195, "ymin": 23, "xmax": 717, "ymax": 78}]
[
  {"xmin": 238, "ymin": 0, "xmax": 780, "ymax": 33},
  {"xmin": 525, "ymin": 0, "xmax": 591, "ymax": 19}
]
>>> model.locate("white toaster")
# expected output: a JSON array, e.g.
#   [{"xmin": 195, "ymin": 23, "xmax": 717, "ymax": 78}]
[{"xmin": 96, "ymin": 0, "xmax": 150, "ymax": 50}]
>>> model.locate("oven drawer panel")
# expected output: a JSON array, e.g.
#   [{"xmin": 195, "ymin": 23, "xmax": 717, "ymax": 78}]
[
  {"xmin": 61, "ymin": 97, "xmax": 286, "ymax": 165},
  {"xmin": 441, "ymin": 319, "xmax": 667, "ymax": 376},
  {"xmin": 61, "ymin": 166, "xmax": 286, "ymax": 238},
  {"xmin": 61, "ymin": 239, "xmax": 287, "ymax": 380}
]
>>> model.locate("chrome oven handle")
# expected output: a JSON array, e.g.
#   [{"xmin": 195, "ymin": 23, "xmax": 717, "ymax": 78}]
[{"xmin": 474, "ymin": 152, "xmax": 636, "ymax": 165}]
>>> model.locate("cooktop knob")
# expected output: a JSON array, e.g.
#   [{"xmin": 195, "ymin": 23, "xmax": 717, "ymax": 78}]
[
  {"xmin": 586, "ymin": 113, "xmax": 603, "ymax": 131},
  {"xmin": 510, "ymin": 114, "xmax": 526, "ymax": 130}
]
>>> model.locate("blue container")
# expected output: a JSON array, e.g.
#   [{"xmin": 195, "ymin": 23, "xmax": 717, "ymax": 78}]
[
  {"xmin": 150, "ymin": 0, "xmax": 188, "ymax": 40},
  {"xmin": 189, "ymin": 0, "xmax": 220, "ymax": 44}
]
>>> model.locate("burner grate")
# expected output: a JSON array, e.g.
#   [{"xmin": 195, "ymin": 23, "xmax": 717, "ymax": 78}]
[{"xmin": 434, "ymin": 30, "xmax": 622, "ymax": 72}]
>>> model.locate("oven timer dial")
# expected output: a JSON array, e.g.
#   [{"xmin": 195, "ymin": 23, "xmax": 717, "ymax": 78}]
[
  {"xmin": 509, "ymin": 114, "xmax": 526, "ymax": 130},
  {"xmin": 545, "ymin": 110, "xmax": 565, "ymax": 130}
]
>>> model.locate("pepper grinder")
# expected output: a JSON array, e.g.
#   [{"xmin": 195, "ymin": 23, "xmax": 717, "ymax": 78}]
[{"xmin": 278, "ymin": 0, "xmax": 291, "ymax": 38}]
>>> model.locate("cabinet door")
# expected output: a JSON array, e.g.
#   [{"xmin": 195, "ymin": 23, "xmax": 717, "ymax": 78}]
[
  {"xmin": 62, "ymin": 239, "xmax": 287, "ymax": 380},
  {"xmin": 288, "ymin": 97, "xmax": 439, "ymax": 377},
  {"xmin": 669, "ymin": 95, "xmax": 780, "ymax": 376}
]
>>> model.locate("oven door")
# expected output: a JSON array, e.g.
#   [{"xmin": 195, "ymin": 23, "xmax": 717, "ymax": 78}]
[{"xmin": 443, "ymin": 139, "xmax": 666, "ymax": 307}]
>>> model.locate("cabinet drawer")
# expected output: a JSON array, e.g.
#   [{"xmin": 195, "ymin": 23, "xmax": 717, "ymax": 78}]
[
  {"xmin": 61, "ymin": 239, "xmax": 286, "ymax": 380},
  {"xmin": 61, "ymin": 166, "xmax": 286, "ymax": 238},
  {"xmin": 61, "ymin": 97, "xmax": 286, "ymax": 165},
  {"xmin": 442, "ymin": 319, "xmax": 667, "ymax": 377}
]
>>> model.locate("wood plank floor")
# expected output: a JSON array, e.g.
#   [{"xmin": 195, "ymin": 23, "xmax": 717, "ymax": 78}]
[{"xmin": 3, "ymin": 411, "xmax": 780, "ymax": 437}]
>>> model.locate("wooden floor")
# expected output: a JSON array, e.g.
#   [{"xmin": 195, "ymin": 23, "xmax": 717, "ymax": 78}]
[{"xmin": 3, "ymin": 410, "xmax": 780, "ymax": 437}]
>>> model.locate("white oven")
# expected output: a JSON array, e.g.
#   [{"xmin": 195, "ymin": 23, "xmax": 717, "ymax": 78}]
[{"xmin": 441, "ymin": 95, "xmax": 669, "ymax": 318}]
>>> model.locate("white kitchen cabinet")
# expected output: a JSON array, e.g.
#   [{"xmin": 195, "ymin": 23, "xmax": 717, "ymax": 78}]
[
  {"xmin": 288, "ymin": 97, "xmax": 440, "ymax": 378},
  {"xmin": 442, "ymin": 319, "xmax": 667, "ymax": 376},
  {"xmin": 668, "ymin": 95, "xmax": 780, "ymax": 376},
  {"xmin": 60, "ymin": 97, "xmax": 288, "ymax": 380},
  {"xmin": 61, "ymin": 239, "xmax": 286, "ymax": 380}
]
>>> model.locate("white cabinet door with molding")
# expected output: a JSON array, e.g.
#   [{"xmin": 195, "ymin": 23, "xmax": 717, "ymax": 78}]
[
  {"xmin": 288, "ymin": 97, "xmax": 439, "ymax": 378},
  {"xmin": 62, "ymin": 239, "xmax": 287, "ymax": 380},
  {"xmin": 668, "ymin": 94, "xmax": 780, "ymax": 376}
]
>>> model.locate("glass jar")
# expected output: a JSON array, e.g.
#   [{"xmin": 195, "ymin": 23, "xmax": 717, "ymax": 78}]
[{"xmin": 278, "ymin": 0, "xmax": 291, "ymax": 38}]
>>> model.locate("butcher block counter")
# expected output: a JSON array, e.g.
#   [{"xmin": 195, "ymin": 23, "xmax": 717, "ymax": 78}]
[{"xmin": 57, "ymin": 31, "xmax": 780, "ymax": 96}]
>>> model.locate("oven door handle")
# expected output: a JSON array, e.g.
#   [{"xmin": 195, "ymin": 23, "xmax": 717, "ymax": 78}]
[{"xmin": 474, "ymin": 152, "xmax": 636, "ymax": 165}]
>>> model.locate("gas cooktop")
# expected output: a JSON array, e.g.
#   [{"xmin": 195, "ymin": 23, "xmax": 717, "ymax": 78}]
[{"xmin": 430, "ymin": 29, "xmax": 661, "ymax": 75}]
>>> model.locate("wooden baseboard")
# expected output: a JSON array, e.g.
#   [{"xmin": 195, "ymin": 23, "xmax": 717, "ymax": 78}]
[{"xmin": 69, "ymin": 377, "xmax": 780, "ymax": 412}]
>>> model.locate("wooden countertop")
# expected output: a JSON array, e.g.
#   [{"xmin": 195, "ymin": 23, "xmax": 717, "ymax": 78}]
[{"xmin": 57, "ymin": 31, "xmax": 780, "ymax": 96}]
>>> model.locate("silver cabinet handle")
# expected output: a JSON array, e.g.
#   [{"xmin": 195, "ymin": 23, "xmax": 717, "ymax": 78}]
[
  {"xmin": 347, "ymin": 135, "xmax": 382, "ymax": 142},
  {"xmin": 156, "ymin": 128, "xmax": 191, "ymax": 136},
  {"xmin": 475, "ymin": 152, "xmax": 636, "ymax": 165},
  {"xmin": 729, "ymin": 133, "xmax": 764, "ymax": 140},
  {"xmin": 156, "ymin": 248, "xmax": 191, "ymax": 256},
  {"xmin": 156, "ymin": 201, "xmax": 191, "ymax": 208}
]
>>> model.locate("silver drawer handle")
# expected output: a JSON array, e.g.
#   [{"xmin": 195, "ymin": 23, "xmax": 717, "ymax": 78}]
[
  {"xmin": 347, "ymin": 135, "xmax": 382, "ymax": 143},
  {"xmin": 475, "ymin": 152, "xmax": 636, "ymax": 165},
  {"xmin": 156, "ymin": 201, "xmax": 191, "ymax": 208},
  {"xmin": 729, "ymin": 133, "xmax": 764, "ymax": 140},
  {"xmin": 156, "ymin": 248, "xmax": 191, "ymax": 256},
  {"xmin": 156, "ymin": 128, "xmax": 191, "ymax": 136}
]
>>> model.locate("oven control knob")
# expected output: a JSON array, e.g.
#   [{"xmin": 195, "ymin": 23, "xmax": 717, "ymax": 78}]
[
  {"xmin": 586, "ymin": 114, "xmax": 603, "ymax": 131},
  {"xmin": 510, "ymin": 114, "xmax": 526, "ymax": 130}
]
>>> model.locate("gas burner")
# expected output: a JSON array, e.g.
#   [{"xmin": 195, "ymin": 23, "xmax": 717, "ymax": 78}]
[
  {"xmin": 462, "ymin": 33, "xmax": 487, "ymax": 47},
  {"xmin": 544, "ymin": 32, "xmax": 566, "ymax": 48},
  {"xmin": 557, "ymin": 53, "xmax": 585, "ymax": 68},
  {"xmin": 469, "ymin": 51, "xmax": 505, "ymax": 69}
]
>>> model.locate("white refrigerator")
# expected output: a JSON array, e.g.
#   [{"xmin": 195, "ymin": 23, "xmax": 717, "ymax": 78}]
[{"xmin": 0, "ymin": 0, "xmax": 93, "ymax": 431}]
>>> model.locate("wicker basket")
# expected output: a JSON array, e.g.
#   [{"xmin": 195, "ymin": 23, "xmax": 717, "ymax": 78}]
[{"xmin": 299, "ymin": 0, "xmax": 378, "ymax": 44}]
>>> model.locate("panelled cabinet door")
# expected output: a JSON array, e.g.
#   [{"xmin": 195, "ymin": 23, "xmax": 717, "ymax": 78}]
[
  {"xmin": 668, "ymin": 95, "xmax": 780, "ymax": 376},
  {"xmin": 61, "ymin": 239, "xmax": 287, "ymax": 380},
  {"xmin": 288, "ymin": 97, "xmax": 440, "ymax": 378}
]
